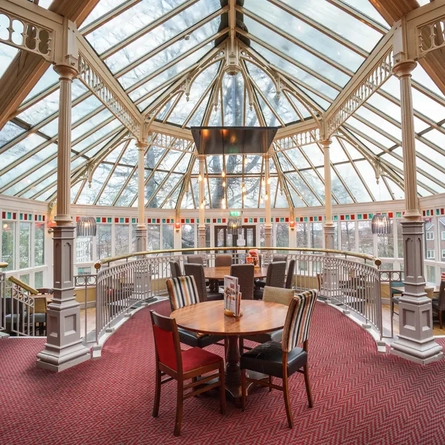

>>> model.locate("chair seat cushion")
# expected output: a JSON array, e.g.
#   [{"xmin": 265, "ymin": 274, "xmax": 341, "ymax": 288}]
[
  {"xmin": 182, "ymin": 347, "xmax": 222, "ymax": 372},
  {"xmin": 178, "ymin": 328, "xmax": 224, "ymax": 348},
  {"xmin": 243, "ymin": 329, "xmax": 283, "ymax": 344},
  {"xmin": 240, "ymin": 341, "xmax": 307, "ymax": 378}
]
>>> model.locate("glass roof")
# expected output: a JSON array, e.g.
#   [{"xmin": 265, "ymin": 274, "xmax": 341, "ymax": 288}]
[{"xmin": 0, "ymin": 0, "xmax": 444, "ymax": 210}]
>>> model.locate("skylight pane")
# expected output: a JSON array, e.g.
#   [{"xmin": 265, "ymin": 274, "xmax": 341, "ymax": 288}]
[
  {"xmin": 280, "ymin": 0, "xmax": 383, "ymax": 52},
  {"xmin": 105, "ymin": 4, "xmax": 221, "ymax": 73},
  {"xmin": 127, "ymin": 44, "xmax": 211, "ymax": 101},
  {"xmin": 86, "ymin": 0, "xmax": 187, "ymax": 54},
  {"xmin": 243, "ymin": 0, "xmax": 364, "ymax": 71}
]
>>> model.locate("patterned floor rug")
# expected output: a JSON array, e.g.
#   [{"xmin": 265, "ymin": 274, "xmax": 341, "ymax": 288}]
[{"xmin": 1, "ymin": 299, "xmax": 445, "ymax": 445}]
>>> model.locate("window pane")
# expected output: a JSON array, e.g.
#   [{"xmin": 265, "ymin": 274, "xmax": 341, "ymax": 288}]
[
  {"xmin": 276, "ymin": 223, "xmax": 289, "ymax": 248},
  {"xmin": 19, "ymin": 222, "xmax": 31, "ymax": 269},
  {"xmin": 147, "ymin": 225, "xmax": 160, "ymax": 251},
  {"xmin": 34, "ymin": 222, "xmax": 45, "ymax": 266},
  {"xmin": 357, "ymin": 221, "xmax": 373, "ymax": 255},
  {"xmin": 377, "ymin": 234, "xmax": 394, "ymax": 258},
  {"xmin": 115, "ymin": 224, "xmax": 129, "ymax": 256},
  {"xmin": 77, "ymin": 237, "xmax": 94, "ymax": 262},
  {"xmin": 181, "ymin": 224, "xmax": 194, "ymax": 249},
  {"xmin": 297, "ymin": 222, "xmax": 309, "ymax": 248},
  {"xmin": 341, "ymin": 221, "xmax": 355, "ymax": 251},
  {"xmin": 35, "ymin": 271, "xmax": 43, "ymax": 289},
  {"xmin": 162, "ymin": 224, "xmax": 174, "ymax": 250},
  {"xmin": 2, "ymin": 222, "xmax": 15, "ymax": 271},
  {"xmin": 310, "ymin": 223, "xmax": 323, "ymax": 249},
  {"xmin": 97, "ymin": 224, "xmax": 112, "ymax": 259}
]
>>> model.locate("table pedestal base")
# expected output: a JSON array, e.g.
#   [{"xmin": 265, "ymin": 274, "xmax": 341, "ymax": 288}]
[{"xmin": 224, "ymin": 336, "xmax": 268, "ymax": 407}]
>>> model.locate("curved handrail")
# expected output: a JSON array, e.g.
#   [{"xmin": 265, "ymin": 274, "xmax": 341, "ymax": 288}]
[{"xmin": 94, "ymin": 246, "xmax": 381, "ymax": 270}]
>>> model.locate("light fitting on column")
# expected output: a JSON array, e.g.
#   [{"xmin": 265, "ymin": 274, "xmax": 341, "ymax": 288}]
[{"xmin": 371, "ymin": 213, "xmax": 391, "ymax": 235}]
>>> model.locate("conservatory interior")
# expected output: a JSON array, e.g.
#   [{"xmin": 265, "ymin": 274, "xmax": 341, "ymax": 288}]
[{"xmin": 0, "ymin": 0, "xmax": 445, "ymax": 373}]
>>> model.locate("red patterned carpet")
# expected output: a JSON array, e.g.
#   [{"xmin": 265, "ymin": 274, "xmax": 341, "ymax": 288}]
[{"xmin": 1, "ymin": 299, "xmax": 445, "ymax": 445}]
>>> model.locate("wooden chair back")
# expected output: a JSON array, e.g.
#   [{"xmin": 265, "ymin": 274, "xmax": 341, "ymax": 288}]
[{"xmin": 230, "ymin": 264, "xmax": 255, "ymax": 300}]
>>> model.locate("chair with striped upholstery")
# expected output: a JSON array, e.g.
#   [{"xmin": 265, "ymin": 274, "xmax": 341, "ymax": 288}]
[
  {"xmin": 166, "ymin": 276, "xmax": 223, "ymax": 348},
  {"xmin": 240, "ymin": 289, "xmax": 318, "ymax": 428}
]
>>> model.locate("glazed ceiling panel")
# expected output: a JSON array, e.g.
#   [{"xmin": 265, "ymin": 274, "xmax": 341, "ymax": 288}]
[{"xmin": 1, "ymin": 0, "xmax": 445, "ymax": 209}]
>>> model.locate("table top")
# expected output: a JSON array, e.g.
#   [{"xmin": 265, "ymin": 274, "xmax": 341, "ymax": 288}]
[
  {"xmin": 171, "ymin": 300, "xmax": 288, "ymax": 336},
  {"xmin": 203, "ymin": 266, "xmax": 268, "ymax": 280}
]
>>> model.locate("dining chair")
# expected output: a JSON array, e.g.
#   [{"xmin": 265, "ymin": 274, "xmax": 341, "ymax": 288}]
[
  {"xmin": 230, "ymin": 264, "xmax": 255, "ymax": 300},
  {"xmin": 169, "ymin": 261, "xmax": 182, "ymax": 278},
  {"xmin": 240, "ymin": 289, "xmax": 318, "ymax": 428},
  {"xmin": 150, "ymin": 310, "xmax": 226, "ymax": 436},
  {"xmin": 285, "ymin": 259, "xmax": 295, "ymax": 289},
  {"xmin": 166, "ymin": 276, "xmax": 224, "ymax": 348},
  {"xmin": 31, "ymin": 296, "xmax": 48, "ymax": 336},
  {"xmin": 183, "ymin": 263, "xmax": 223, "ymax": 302},
  {"xmin": 215, "ymin": 254, "xmax": 232, "ymax": 267},
  {"xmin": 185, "ymin": 254, "xmax": 205, "ymax": 265},
  {"xmin": 432, "ymin": 281, "xmax": 445, "ymax": 328},
  {"xmin": 273, "ymin": 254, "xmax": 288, "ymax": 263},
  {"xmin": 241, "ymin": 286, "xmax": 295, "ymax": 352},
  {"xmin": 254, "ymin": 261, "xmax": 287, "ymax": 300}
]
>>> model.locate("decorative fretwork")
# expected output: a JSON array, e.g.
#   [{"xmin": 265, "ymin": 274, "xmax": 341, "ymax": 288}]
[
  {"xmin": 274, "ymin": 129, "xmax": 320, "ymax": 150},
  {"xmin": 418, "ymin": 18, "xmax": 445, "ymax": 58},
  {"xmin": 152, "ymin": 133, "xmax": 193, "ymax": 151},
  {"xmin": 77, "ymin": 52, "xmax": 142, "ymax": 139},
  {"xmin": 327, "ymin": 49, "xmax": 394, "ymax": 137},
  {"xmin": 0, "ymin": 10, "xmax": 53, "ymax": 61}
]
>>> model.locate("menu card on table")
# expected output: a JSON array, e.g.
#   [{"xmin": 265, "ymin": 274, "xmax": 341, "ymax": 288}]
[{"xmin": 224, "ymin": 275, "xmax": 241, "ymax": 317}]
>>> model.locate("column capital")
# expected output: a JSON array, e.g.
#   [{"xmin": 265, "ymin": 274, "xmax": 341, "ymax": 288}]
[
  {"xmin": 320, "ymin": 138, "xmax": 332, "ymax": 147},
  {"xmin": 392, "ymin": 60, "xmax": 417, "ymax": 78},
  {"xmin": 136, "ymin": 140, "xmax": 146, "ymax": 150},
  {"xmin": 53, "ymin": 64, "xmax": 78, "ymax": 80}
]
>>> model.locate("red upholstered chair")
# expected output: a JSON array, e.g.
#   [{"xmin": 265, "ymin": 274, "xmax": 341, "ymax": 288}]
[
  {"xmin": 150, "ymin": 310, "xmax": 226, "ymax": 436},
  {"xmin": 240, "ymin": 289, "xmax": 318, "ymax": 428}
]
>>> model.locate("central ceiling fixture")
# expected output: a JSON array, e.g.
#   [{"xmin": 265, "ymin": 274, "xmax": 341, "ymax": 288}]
[{"xmin": 191, "ymin": 126, "xmax": 278, "ymax": 155}]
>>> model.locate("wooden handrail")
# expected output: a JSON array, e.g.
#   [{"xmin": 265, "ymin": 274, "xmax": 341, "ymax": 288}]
[{"xmin": 8, "ymin": 276, "xmax": 39, "ymax": 295}]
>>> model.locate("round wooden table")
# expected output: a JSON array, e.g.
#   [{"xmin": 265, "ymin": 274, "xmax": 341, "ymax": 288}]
[{"xmin": 171, "ymin": 300, "xmax": 288, "ymax": 404}]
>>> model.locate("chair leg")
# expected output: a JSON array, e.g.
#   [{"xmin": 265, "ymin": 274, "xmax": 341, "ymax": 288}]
[
  {"xmin": 219, "ymin": 360, "xmax": 226, "ymax": 415},
  {"xmin": 303, "ymin": 363, "xmax": 313, "ymax": 408},
  {"xmin": 174, "ymin": 380, "xmax": 184, "ymax": 436},
  {"xmin": 241, "ymin": 369, "xmax": 247, "ymax": 411},
  {"xmin": 282, "ymin": 371, "xmax": 293, "ymax": 428},
  {"xmin": 440, "ymin": 311, "xmax": 443, "ymax": 329},
  {"xmin": 268, "ymin": 376, "xmax": 272, "ymax": 392},
  {"xmin": 152, "ymin": 368, "xmax": 161, "ymax": 417}
]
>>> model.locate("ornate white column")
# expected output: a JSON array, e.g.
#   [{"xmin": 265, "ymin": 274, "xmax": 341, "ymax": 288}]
[
  {"xmin": 136, "ymin": 140, "xmax": 147, "ymax": 252},
  {"xmin": 390, "ymin": 59, "xmax": 442, "ymax": 364},
  {"xmin": 321, "ymin": 138, "xmax": 335, "ymax": 250},
  {"xmin": 321, "ymin": 138, "xmax": 337, "ymax": 299},
  {"xmin": 37, "ymin": 64, "xmax": 90, "ymax": 371},
  {"xmin": 198, "ymin": 155, "xmax": 206, "ymax": 248},
  {"xmin": 264, "ymin": 153, "xmax": 272, "ymax": 248}
]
